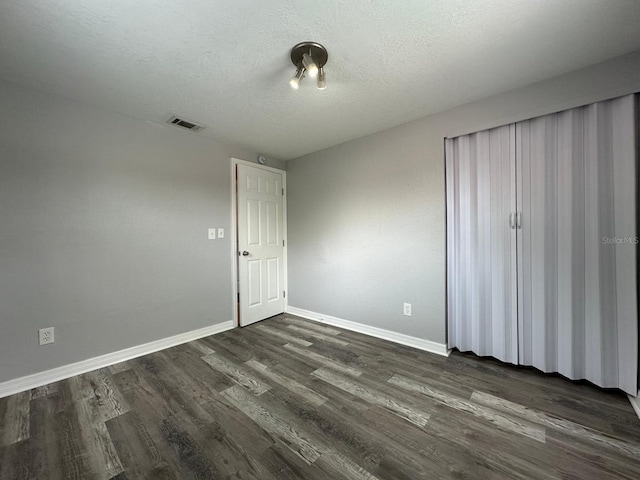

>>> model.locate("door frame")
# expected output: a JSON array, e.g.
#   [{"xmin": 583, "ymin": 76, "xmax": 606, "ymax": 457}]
[{"xmin": 230, "ymin": 157, "xmax": 288, "ymax": 327}]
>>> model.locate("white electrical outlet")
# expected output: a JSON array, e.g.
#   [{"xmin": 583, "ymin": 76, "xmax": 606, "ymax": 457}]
[
  {"xmin": 217, "ymin": 228, "xmax": 224, "ymax": 239},
  {"xmin": 39, "ymin": 327, "xmax": 55, "ymax": 345},
  {"xmin": 208, "ymin": 228, "xmax": 216, "ymax": 240},
  {"xmin": 403, "ymin": 303, "xmax": 412, "ymax": 316}
]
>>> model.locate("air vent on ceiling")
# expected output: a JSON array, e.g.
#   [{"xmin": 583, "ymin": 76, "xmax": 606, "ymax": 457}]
[{"xmin": 167, "ymin": 115, "xmax": 205, "ymax": 132}]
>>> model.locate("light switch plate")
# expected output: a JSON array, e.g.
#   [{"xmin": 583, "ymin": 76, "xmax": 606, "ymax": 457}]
[
  {"xmin": 208, "ymin": 228, "xmax": 216, "ymax": 240},
  {"xmin": 217, "ymin": 228, "xmax": 224, "ymax": 239}
]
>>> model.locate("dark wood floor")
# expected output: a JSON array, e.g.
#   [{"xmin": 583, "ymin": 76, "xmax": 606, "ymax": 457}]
[{"xmin": 1, "ymin": 314, "xmax": 639, "ymax": 479}]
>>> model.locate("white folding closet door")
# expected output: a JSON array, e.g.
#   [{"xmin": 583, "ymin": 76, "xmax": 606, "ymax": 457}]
[
  {"xmin": 517, "ymin": 111, "xmax": 584, "ymax": 375},
  {"xmin": 517, "ymin": 95, "xmax": 637, "ymax": 394},
  {"xmin": 446, "ymin": 125, "xmax": 518, "ymax": 364},
  {"xmin": 447, "ymin": 94, "xmax": 637, "ymax": 395}
]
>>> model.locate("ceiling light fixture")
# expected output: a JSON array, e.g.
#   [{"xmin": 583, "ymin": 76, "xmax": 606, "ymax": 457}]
[
  {"xmin": 290, "ymin": 42, "xmax": 328, "ymax": 90},
  {"xmin": 302, "ymin": 52, "xmax": 318, "ymax": 77},
  {"xmin": 290, "ymin": 65, "xmax": 305, "ymax": 89},
  {"xmin": 317, "ymin": 67, "xmax": 326, "ymax": 90}
]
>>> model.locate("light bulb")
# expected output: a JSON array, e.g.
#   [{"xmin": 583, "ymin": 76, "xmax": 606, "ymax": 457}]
[
  {"xmin": 290, "ymin": 65, "xmax": 305, "ymax": 89},
  {"xmin": 302, "ymin": 52, "xmax": 318, "ymax": 78},
  {"xmin": 317, "ymin": 67, "xmax": 326, "ymax": 90}
]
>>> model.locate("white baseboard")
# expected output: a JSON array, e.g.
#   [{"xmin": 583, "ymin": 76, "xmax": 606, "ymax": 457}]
[
  {"xmin": 0, "ymin": 320, "xmax": 235, "ymax": 399},
  {"xmin": 629, "ymin": 392, "xmax": 640, "ymax": 420},
  {"xmin": 286, "ymin": 306, "xmax": 450, "ymax": 357}
]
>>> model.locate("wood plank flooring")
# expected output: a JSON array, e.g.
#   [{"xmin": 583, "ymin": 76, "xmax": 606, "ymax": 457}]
[{"xmin": 1, "ymin": 313, "xmax": 639, "ymax": 479}]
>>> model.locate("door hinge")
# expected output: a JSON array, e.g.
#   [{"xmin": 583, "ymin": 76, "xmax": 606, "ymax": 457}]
[
  {"xmin": 282, "ymin": 188, "xmax": 284, "ymax": 196},
  {"xmin": 283, "ymin": 239, "xmax": 285, "ymax": 247},
  {"xmin": 283, "ymin": 291, "xmax": 286, "ymax": 298}
]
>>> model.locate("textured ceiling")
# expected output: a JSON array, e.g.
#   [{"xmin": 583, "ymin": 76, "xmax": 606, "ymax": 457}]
[{"xmin": 1, "ymin": 1, "xmax": 640, "ymax": 160}]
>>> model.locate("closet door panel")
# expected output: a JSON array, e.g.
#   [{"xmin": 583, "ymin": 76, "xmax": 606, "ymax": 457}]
[
  {"xmin": 522, "ymin": 115, "xmax": 561, "ymax": 373},
  {"xmin": 584, "ymin": 96, "xmax": 637, "ymax": 393},
  {"xmin": 519, "ymin": 94, "xmax": 637, "ymax": 395},
  {"xmin": 475, "ymin": 131, "xmax": 491, "ymax": 355},
  {"xmin": 610, "ymin": 96, "xmax": 638, "ymax": 395},
  {"xmin": 584, "ymin": 101, "xmax": 611, "ymax": 386},
  {"xmin": 489, "ymin": 125, "xmax": 518, "ymax": 361},
  {"xmin": 516, "ymin": 122, "xmax": 531, "ymax": 365},
  {"xmin": 447, "ymin": 135, "xmax": 480, "ymax": 353},
  {"xmin": 445, "ymin": 139, "xmax": 458, "ymax": 350},
  {"xmin": 446, "ymin": 125, "xmax": 517, "ymax": 364},
  {"xmin": 556, "ymin": 108, "xmax": 586, "ymax": 381}
]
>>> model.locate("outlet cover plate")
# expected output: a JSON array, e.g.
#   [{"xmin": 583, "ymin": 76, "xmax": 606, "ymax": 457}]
[
  {"xmin": 39, "ymin": 327, "xmax": 55, "ymax": 345},
  {"xmin": 403, "ymin": 303, "xmax": 412, "ymax": 316}
]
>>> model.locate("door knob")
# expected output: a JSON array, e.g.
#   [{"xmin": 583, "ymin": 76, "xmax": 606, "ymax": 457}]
[{"xmin": 241, "ymin": 251, "xmax": 250, "ymax": 256}]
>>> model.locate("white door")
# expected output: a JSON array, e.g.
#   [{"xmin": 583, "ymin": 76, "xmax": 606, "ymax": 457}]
[
  {"xmin": 447, "ymin": 95, "xmax": 637, "ymax": 395},
  {"xmin": 236, "ymin": 163, "xmax": 285, "ymax": 326},
  {"xmin": 516, "ymin": 95, "xmax": 637, "ymax": 394},
  {"xmin": 446, "ymin": 124, "xmax": 518, "ymax": 364}
]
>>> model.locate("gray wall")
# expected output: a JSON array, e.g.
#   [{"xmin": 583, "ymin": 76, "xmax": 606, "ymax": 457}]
[
  {"xmin": 286, "ymin": 50, "xmax": 640, "ymax": 345},
  {"xmin": 0, "ymin": 80, "xmax": 283, "ymax": 384}
]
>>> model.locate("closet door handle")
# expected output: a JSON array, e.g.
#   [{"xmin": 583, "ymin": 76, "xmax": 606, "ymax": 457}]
[
  {"xmin": 509, "ymin": 212, "xmax": 516, "ymax": 229},
  {"xmin": 516, "ymin": 212, "xmax": 522, "ymax": 229}
]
